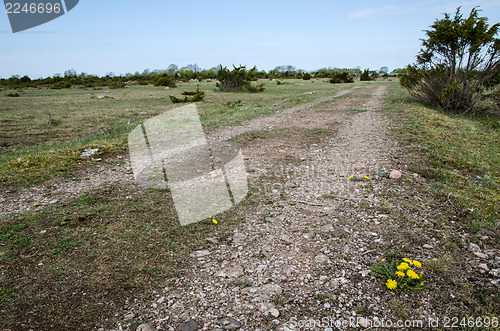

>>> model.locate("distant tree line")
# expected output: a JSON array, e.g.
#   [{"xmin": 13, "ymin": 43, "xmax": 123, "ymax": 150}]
[{"xmin": 0, "ymin": 64, "xmax": 404, "ymax": 90}]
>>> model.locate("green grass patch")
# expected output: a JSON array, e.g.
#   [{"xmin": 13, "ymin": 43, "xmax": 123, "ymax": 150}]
[{"xmin": 384, "ymin": 82, "xmax": 500, "ymax": 228}]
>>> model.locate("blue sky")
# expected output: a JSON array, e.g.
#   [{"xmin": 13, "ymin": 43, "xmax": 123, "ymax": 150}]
[{"xmin": 1, "ymin": 0, "xmax": 500, "ymax": 78}]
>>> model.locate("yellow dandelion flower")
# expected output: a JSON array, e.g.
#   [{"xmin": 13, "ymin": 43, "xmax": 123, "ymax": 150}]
[
  {"xmin": 407, "ymin": 269, "xmax": 420, "ymax": 279},
  {"xmin": 212, "ymin": 219, "xmax": 218, "ymax": 224},
  {"xmin": 356, "ymin": 172, "xmax": 360, "ymax": 175},
  {"xmin": 413, "ymin": 260, "xmax": 422, "ymax": 268},
  {"xmin": 34, "ymin": 203, "xmax": 38, "ymax": 207},
  {"xmin": 364, "ymin": 176, "xmax": 370, "ymax": 180},
  {"xmin": 395, "ymin": 271, "xmax": 405, "ymax": 277},
  {"xmin": 397, "ymin": 263, "xmax": 410, "ymax": 271},
  {"xmin": 381, "ymin": 258, "xmax": 385, "ymax": 263},
  {"xmin": 349, "ymin": 176, "xmax": 354, "ymax": 179},
  {"xmin": 420, "ymin": 282, "xmax": 424, "ymax": 286},
  {"xmin": 386, "ymin": 279, "xmax": 397, "ymax": 290}
]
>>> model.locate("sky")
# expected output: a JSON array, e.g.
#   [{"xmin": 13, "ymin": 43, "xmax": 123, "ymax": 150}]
[{"xmin": 1, "ymin": 0, "xmax": 500, "ymax": 78}]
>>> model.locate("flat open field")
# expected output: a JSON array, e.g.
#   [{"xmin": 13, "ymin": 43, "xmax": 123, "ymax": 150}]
[{"xmin": 0, "ymin": 79, "xmax": 498, "ymax": 330}]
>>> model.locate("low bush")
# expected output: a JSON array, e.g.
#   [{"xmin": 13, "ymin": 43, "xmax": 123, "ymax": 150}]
[
  {"xmin": 330, "ymin": 71, "xmax": 354, "ymax": 84},
  {"xmin": 154, "ymin": 77, "xmax": 176, "ymax": 88},
  {"xmin": 170, "ymin": 88, "xmax": 205, "ymax": 103},
  {"xmin": 244, "ymin": 82, "xmax": 265, "ymax": 93},
  {"xmin": 51, "ymin": 81, "xmax": 72, "ymax": 89},
  {"xmin": 302, "ymin": 73, "xmax": 311, "ymax": 80},
  {"xmin": 6, "ymin": 92, "xmax": 19, "ymax": 97},
  {"xmin": 360, "ymin": 69, "xmax": 373, "ymax": 81},
  {"xmin": 223, "ymin": 100, "xmax": 242, "ymax": 108}
]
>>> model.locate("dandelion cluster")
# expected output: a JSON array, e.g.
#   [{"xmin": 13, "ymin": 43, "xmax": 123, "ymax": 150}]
[
  {"xmin": 387, "ymin": 259, "xmax": 424, "ymax": 291},
  {"xmin": 371, "ymin": 253, "xmax": 425, "ymax": 292}
]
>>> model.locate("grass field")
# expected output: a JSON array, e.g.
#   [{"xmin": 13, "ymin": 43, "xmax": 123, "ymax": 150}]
[{"xmin": 0, "ymin": 79, "xmax": 498, "ymax": 329}]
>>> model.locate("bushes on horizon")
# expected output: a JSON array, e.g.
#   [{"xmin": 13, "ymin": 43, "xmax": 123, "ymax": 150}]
[
  {"xmin": 302, "ymin": 73, "xmax": 311, "ymax": 80},
  {"xmin": 154, "ymin": 76, "xmax": 176, "ymax": 88},
  {"xmin": 330, "ymin": 71, "xmax": 354, "ymax": 84},
  {"xmin": 51, "ymin": 81, "xmax": 72, "ymax": 89},
  {"xmin": 360, "ymin": 69, "xmax": 373, "ymax": 81}
]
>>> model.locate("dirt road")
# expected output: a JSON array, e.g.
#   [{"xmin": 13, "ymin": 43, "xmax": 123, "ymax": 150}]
[{"xmin": 113, "ymin": 84, "xmax": 445, "ymax": 330}]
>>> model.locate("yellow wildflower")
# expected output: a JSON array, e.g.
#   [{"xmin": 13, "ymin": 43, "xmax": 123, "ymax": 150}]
[
  {"xmin": 396, "ymin": 271, "xmax": 405, "ymax": 277},
  {"xmin": 386, "ymin": 279, "xmax": 397, "ymax": 290},
  {"xmin": 403, "ymin": 258, "xmax": 413, "ymax": 264},
  {"xmin": 364, "ymin": 176, "xmax": 370, "ymax": 180},
  {"xmin": 397, "ymin": 263, "xmax": 410, "ymax": 271},
  {"xmin": 212, "ymin": 219, "xmax": 218, "ymax": 224},
  {"xmin": 413, "ymin": 260, "xmax": 422, "ymax": 268},
  {"xmin": 349, "ymin": 176, "xmax": 354, "ymax": 179},
  {"xmin": 407, "ymin": 269, "xmax": 420, "ymax": 279},
  {"xmin": 420, "ymin": 282, "xmax": 424, "ymax": 286}
]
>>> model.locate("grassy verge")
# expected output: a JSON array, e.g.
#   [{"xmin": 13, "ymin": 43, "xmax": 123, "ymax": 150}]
[
  {"xmin": 384, "ymin": 81, "xmax": 499, "ymax": 232},
  {"xmin": 0, "ymin": 183, "xmax": 261, "ymax": 329}
]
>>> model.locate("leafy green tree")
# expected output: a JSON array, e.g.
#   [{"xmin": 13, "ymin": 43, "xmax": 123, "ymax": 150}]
[{"xmin": 401, "ymin": 7, "xmax": 500, "ymax": 113}]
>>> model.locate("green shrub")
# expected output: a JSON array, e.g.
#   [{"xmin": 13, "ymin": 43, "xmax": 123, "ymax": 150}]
[
  {"xmin": 6, "ymin": 92, "xmax": 19, "ymax": 97},
  {"xmin": 216, "ymin": 65, "xmax": 247, "ymax": 91},
  {"xmin": 216, "ymin": 65, "xmax": 264, "ymax": 92},
  {"xmin": 302, "ymin": 73, "xmax": 311, "ymax": 80},
  {"xmin": 107, "ymin": 81, "xmax": 126, "ymax": 89},
  {"xmin": 51, "ymin": 81, "xmax": 72, "ymax": 89},
  {"xmin": 154, "ymin": 77, "xmax": 176, "ymax": 88},
  {"xmin": 181, "ymin": 86, "xmax": 204, "ymax": 96},
  {"xmin": 360, "ymin": 69, "xmax": 373, "ymax": 81},
  {"xmin": 244, "ymin": 82, "xmax": 265, "ymax": 93},
  {"xmin": 169, "ymin": 88, "xmax": 205, "ymax": 103},
  {"xmin": 330, "ymin": 71, "xmax": 354, "ymax": 84}
]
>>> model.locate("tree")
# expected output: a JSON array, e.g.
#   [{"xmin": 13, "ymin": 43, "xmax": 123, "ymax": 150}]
[
  {"xmin": 400, "ymin": 7, "xmax": 500, "ymax": 113},
  {"xmin": 380, "ymin": 66, "xmax": 389, "ymax": 74}
]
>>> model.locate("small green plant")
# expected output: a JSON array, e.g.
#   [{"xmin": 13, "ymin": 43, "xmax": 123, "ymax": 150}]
[
  {"xmin": 169, "ymin": 88, "xmax": 205, "ymax": 103},
  {"xmin": 244, "ymin": 82, "xmax": 265, "ymax": 93},
  {"xmin": 181, "ymin": 86, "xmax": 204, "ymax": 96},
  {"xmin": 223, "ymin": 100, "xmax": 242, "ymax": 108},
  {"xmin": 5, "ymin": 92, "xmax": 20, "ymax": 97},
  {"xmin": 371, "ymin": 250, "xmax": 425, "ymax": 292}
]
